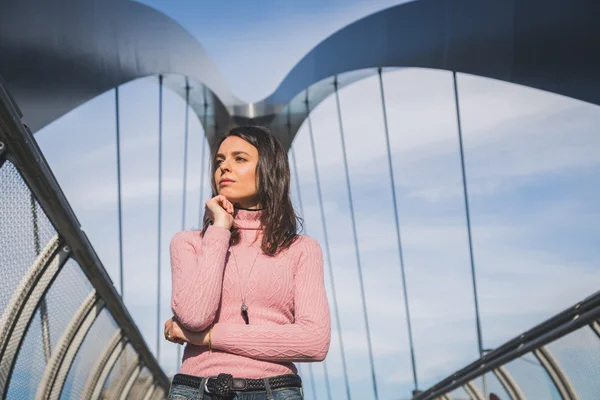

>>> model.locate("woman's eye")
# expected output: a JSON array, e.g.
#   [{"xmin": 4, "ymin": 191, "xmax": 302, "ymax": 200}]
[{"xmin": 236, "ymin": 157, "xmax": 246, "ymax": 162}]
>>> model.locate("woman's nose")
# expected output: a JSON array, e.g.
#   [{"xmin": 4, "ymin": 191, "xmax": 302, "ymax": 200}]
[{"xmin": 219, "ymin": 158, "xmax": 232, "ymax": 172}]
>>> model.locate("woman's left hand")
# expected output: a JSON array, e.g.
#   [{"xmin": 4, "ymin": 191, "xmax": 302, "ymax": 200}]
[
  {"xmin": 164, "ymin": 317, "xmax": 188, "ymax": 345},
  {"xmin": 164, "ymin": 317, "xmax": 210, "ymax": 346}
]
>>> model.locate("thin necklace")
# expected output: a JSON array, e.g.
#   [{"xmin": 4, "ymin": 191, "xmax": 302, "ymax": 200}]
[{"xmin": 230, "ymin": 246, "xmax": 260, "ymax": 324}]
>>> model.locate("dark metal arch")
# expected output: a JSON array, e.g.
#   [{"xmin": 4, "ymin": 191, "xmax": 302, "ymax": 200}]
[
  {"xmin": 1, "ymin": 0, "xmax": 599, "ymax": 148},
  {"xmin": 266, "ymin": 0, "xmax": 600, "ymax": 146},
  {"xmin": 0, "ymin": 0, "xmax": 238, "ymax": 139}
]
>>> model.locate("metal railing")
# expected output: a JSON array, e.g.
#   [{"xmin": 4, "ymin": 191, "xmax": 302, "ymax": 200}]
[
  {"xmin": 0, "ymin": 80, "xmax": 169, "ymax": 398},
  {"xmin": 415, "ymin": 289, "xmax": 600, "ymax": 400}
]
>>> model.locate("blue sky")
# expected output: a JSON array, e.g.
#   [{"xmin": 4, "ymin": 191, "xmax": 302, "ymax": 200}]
[
  {"xmin": 133, "ymin": 0, "xmax": 410, "ymax": 102},
  {"xmin": 12, "ymin": 1, "xmax": 600, "ymax": 399}
]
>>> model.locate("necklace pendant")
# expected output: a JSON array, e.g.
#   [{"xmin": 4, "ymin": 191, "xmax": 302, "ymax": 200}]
[{"xmin": 241, "ymin": 303, "xmax": 249, "ymax": 325}]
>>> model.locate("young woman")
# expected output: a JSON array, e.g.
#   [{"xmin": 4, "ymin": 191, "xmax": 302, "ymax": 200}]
[{"xmin": 164, "ymin": 125, "xmax": 331, "ymax": 400}]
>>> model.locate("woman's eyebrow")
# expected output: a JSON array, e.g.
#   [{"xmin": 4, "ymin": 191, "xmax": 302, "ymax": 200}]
[{"xmin": 216, "ymin": 151, "xmax": 251, "ymax": 158}]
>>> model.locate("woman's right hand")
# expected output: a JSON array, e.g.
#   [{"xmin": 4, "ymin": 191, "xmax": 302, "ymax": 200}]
[{"xmin": 205, "ymin": 195, "xmax": 234, "ymax": 229}]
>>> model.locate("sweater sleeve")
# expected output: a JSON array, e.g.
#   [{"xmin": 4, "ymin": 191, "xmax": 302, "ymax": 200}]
[
  {"xmin": 210, "ymin": 236, "xmax": 331, "ymax": 362},
  {"xmin": 170, "ymin": 226, "xmax": 231, "ymax": 332}
]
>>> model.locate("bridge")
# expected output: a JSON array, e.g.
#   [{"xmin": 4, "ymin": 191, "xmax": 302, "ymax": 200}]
[{"xmin": 1, "ymin": 0, "xmax": 599, "ymax": 399}]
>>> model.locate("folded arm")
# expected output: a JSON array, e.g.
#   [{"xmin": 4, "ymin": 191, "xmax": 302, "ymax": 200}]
[{"xmin": 170, "ymin": 226, "xmax": 231, "ymax": 331}]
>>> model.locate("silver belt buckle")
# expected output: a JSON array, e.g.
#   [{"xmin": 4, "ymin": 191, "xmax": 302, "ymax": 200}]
[{"xmin": 204, "ymin": 378, "xmax": 212, "ymax": 394}]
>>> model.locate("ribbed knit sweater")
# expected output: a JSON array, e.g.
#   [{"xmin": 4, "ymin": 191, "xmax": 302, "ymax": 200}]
[{"xmin": 170, "ymin": 209, "xmax": 331, "ymax": 379}]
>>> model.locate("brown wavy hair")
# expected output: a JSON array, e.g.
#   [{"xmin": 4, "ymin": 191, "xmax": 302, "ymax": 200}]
[{"xmin": 201, "ymin": 125, "xmax": 301, "ymax": 256}]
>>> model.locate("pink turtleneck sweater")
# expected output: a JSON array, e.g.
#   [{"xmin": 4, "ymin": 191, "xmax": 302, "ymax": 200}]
[{"xmin": 170, "ymin": 209, "xmax": 331, "ymax": 379}]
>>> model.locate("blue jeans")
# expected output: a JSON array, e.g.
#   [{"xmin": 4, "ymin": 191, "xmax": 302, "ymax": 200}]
[{"xmin": 168, "ymin": 381, "xmax": 304, "ymax": 400}]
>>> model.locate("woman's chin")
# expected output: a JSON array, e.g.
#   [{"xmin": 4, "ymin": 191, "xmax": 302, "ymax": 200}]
[{"xmin": 218, "ymin": 189, "xmax": 239, "ymax": 202}]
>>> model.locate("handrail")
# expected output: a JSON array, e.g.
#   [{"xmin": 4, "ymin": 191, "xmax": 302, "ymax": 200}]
[
  {"xmin": 415, "ymin": 290, "xmax": 600, "ymax": 399},
  {"xmin": 0, "ymin": 78, "xmax": 169, "ymax": 390}
]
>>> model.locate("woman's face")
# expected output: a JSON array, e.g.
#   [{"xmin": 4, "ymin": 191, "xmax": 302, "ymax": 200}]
[{"xmin": 214, "ymin": 136, "xmax": 260, "ymax": 209}]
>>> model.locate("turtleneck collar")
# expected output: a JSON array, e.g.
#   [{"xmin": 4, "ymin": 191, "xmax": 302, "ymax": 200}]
[{"xmin": 233, "ymin": 208, "xmax": 263, "ymax": 230}]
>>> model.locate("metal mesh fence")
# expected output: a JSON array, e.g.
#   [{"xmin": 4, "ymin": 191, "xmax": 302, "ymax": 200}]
[
  {"xmin": 0, "ymin": 151, "xmax": 166, "ymax": 398},
  {"xmin": 0, "ymin": 162, "xmax": 57, "ymax": 314},
  {"xmin": 151, "ymin": 386, "xmax": 167, "ymax": 400},
  {"xmin": 101, "ymin": 343, "xmax": 137, "ymax": 399},
  {"xmin": 504, "ymin": 352, "xmax": 562, "ymax": 399},
  {"xmin": 43, "ymin": 258, "xmax": 95, "ymax": 356},
  {"xmin": 144, "ymin": 385, "xmax": 158, "ymax": 400},
  {"xmin": 129, "ymin": 367, "xmax": 152, "ymax": 400},
  {"xmin": 60, "ymin": 310, "xmax": 119, "ymax": 399},
  {"xmin": 5, "ymin": 307, "xmax": 48, "ymax": 399},
  {"xmin": 3, "ymin": 67, "xmax": 181, "ymax": 395},
  {"xmin": 546, "ymin": 325, "xmax": 600, "ymax": 399}
]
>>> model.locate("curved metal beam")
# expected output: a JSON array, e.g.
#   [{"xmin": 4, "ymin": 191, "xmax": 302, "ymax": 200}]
[
  {"xmin": 0, "ymin": 0, "xmax": 238, "ymax": 138},
  {"xmin": 142, "ymin": 383, "xmax": 157, "ymax": 400},
  {"xmin": 108, "ymin": 354, "xmax": 140, "ymax": 400},
  {"xmin": 493, "ymin": 366, "xmax": 525, "ymax": 400},
  {"xmin": 0, "ymin": 235, "xmax": 70, "ymax": 398},
  {"xmin": 268, "ymin": 0, "xmax": 600, "ymax": 145},
  {"xmin": 590, "ymin": 321, "xmax": 600, "ymax": 339},
  {"xmin": 134, "ymin": 375, "xmax": 154, "ymax": 400},
  {"xmin": 265, "ymin": 0, "xmax": 600, "ymax": 109},
  {"xmin": 533, "ymin": 347, "xmax": 579, "ymax": 400},
  {"xmin": 463, "ymin": 382, "xmax": 484, "ymax": 400},
  {"xmin": 1, "ymin": 0, "xmax": 599, "ymax": 147},
  {"xmin": 36, "ymin": 291, "xmax": 106, "ymax": 400},
  {"xmin": 117, "ymin": 363, "xmax": 143, "ymax": 400},
  {"xmin": 81, "ymin": 330, "xmax": 127, "ymax": 400},
  {"xmin": 152, "ymin": 387, "xmax": 166, "ymax": 400}
]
